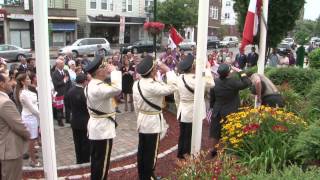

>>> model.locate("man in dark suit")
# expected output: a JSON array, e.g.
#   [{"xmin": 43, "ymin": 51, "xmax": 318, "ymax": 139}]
[
  {"xmin": 0, "ymin": 72, "xmax": 30, "ymax": 180},
  {"xmin": 247, "ymin": 47, "xmax": 259, "ymax": 67},
  {"xmin": 17, "ymin": 56, "xmax": 28, "ymax": 73},
  {"xmin": 209, "ymin": 64, "xmax": 251, "ymax": 157},
  {"xmin": 51, "ymin": 57, "xmax": 70, "ymax": 126},
  {"xmin": 235, "ymin": 50, "xmax": 247, "ymax": 69},
  {"xmin": 66, "ymin": 73, "xmax": 90, "ymax": 164}
]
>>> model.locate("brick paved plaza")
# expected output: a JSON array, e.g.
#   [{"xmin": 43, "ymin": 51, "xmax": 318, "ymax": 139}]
[{"xmin": 23, "ymin": 104, "xmax": 138, "ymax": 167}]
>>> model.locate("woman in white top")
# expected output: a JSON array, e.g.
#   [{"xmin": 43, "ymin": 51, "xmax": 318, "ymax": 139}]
[
  {"xmin": 16, "ymin": 73, "xmax": 41, "ymax": 167},
  {"xmin": 68, "ymin": 60, "xmax": 77, "ymax": 83}
]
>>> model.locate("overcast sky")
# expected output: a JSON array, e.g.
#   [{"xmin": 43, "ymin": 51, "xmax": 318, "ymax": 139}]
[{"xmin": 304, "ymin": 0, "xmax": 320, "ymax": 20}]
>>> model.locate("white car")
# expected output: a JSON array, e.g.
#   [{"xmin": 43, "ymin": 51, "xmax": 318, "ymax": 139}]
[
  {"xmin": 59, "ymin": 38, "xmax": 111, "ymax": 57},
  {"xmin": 220, "ymin": 36, "xmax": 239, "ymax": 47},
  {"xmin": 282, "ymin": 38, "xmax": 295, "ymax": 47},
  {"xmin": 178, "ymin": 39, "xmax": 196, "ymax": 50}
]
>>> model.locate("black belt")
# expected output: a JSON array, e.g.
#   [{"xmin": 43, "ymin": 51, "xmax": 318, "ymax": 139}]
[{"xmin": 88, "ymin": 107, "xmax": 118, "ymax": 128}]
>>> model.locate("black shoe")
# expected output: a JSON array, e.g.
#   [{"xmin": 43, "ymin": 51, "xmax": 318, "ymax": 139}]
[
  {"xmin": 65, "ymin": 120, "xmax": 70, "ymax": 124},
  {"xmin": 23, "ymin": 153, "xmax": 29, "ymax": 160},
  {"xmin": 116, "ymin": 109, "xmax": 121, "ymax": 113},
  {"xmin": 58, "ymin": 120, "xmax": 64, "ymax": 127},
  {"xmin": 211, "ymin": 149, "xmax": 217, "ymax": 158}
]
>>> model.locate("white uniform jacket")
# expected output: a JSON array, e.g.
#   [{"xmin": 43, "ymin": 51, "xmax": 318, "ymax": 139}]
[
  {"xmin": 174, "ymin": 68, "xmax": 214, "ymax": 123},
  {"xmin": 85, "ymin": 71, "xmax": 122, "ymax": 140},
  {"xmin": 133, "ymin": 71, "xmax": 178, "ymax": 134}
]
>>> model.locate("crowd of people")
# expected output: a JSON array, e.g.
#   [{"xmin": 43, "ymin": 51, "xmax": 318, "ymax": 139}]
[{"xmin": 0, "ymin": 41, "xmax": 307, "ymax": 179}]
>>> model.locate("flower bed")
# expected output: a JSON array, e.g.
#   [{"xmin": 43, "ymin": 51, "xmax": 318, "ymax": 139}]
[{"xmin": 222, "ymin": 106, "xmax": 306, "ymax": 171}]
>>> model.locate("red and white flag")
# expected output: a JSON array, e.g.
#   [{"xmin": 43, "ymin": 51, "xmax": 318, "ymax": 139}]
[
  {"xmin": 168, "ymin": 26, "xmax": 183, "ymax": 49},
  {"xmin": 240, "ymin": 0, "xmax": 262, "ymax": 52}
]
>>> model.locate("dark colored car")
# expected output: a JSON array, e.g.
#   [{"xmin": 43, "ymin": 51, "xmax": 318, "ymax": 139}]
[
  {"xmin": 277, "ymin": 43, "xmax": 291, "ymax": 55},
  {"xmin": 207, "ymin": 36, "xmax": 220, "ymax": 49},
  {"xmin": 121, "ymin": 40, "xmax": 161, "ymax": 54},
  {"xmin": 0, "ymin": 44, "xmax": 32, "ymax": 62}
]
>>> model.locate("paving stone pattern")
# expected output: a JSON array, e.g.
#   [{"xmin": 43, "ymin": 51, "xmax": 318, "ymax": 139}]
[{"xmin": 23, "ymin": 105, "xmax": 138, "ymax": 167}]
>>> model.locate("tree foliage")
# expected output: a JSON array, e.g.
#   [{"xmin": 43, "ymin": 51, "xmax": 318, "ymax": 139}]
[
  {"xmin": 234, "ymin": 0, "xmax": 305, "ymax": 48},
  {"xmin": 157, "ymin": 0, "xmax": 198, "ymax": 31},
  {"xmin": 293, "ymin": 20, "xmax": 316, "ymax": 45}
]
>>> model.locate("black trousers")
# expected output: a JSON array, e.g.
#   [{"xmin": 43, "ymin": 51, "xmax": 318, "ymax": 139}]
[
  {"xmin": 56, "ymin": 108, "xmax": 64, "ymax": 121},
  {"xmin": 64, "ymin": 98, "xmax": 71, "ymax": 123},
  {"xmin": 90, "ymin": 139, "xmax": 113, "ymax": 180},
  {"xmin": 262, "ymin": 94, "xmax": 285, "ymax": 108},
  {"xmin": 177, "ymin": 122, "xmax": 192, "ymax": 159},
  {"xmin": 72, "ymin": 129, "xmax": 90, "ymax": 164},
  {"xmin": 137, "ymin": 133, "xmax": 160, "ymax": 180}
]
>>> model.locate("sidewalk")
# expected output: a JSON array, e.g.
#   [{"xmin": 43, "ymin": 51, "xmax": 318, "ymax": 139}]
[{"xmin": 23, "ymin": 104, "xmax": 138, "ymax": 167}]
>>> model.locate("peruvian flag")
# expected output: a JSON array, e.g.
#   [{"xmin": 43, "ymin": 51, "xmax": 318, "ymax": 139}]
[
  {"xmin": 240, "ymin": 0, "xmax": 262, "ymax": 52},
  {"xmin": 168, "ymin": 26, "xmax": 183, "ymax": 49}
]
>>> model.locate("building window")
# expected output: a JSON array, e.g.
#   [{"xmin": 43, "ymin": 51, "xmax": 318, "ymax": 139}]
[
  {"xmin": 145, "ymin": 0, "xmax": 153, "ymax": 12},
  {"xmin": 226, "ymin": 1, "xmax": 231, "ymax": 6},
  {"xmin": 122, "ymin": 0, "xmax": 126, "ymax": 12},
  {"xmin": 49, "ymin": 0, "xmax": 54, "ymax": 8},
  {"xmin": 90, "ymin": 0, "xmax": 96, "ymax": 9},
  {"xmin": 225, "ymin": 13, "xmax": 230, "ymax": 19},
  {"xmin": 109, "ymin": 0, "xmax": 113, "ymax": 11},
  {"xmin": 209, "ymin": 6, "xmax": 213, "ymax": 18},
  {"xmin": 64, "ymin": 0, "xmax": 69, "ymax": 9},
  {"xmin": 101, "ymin": 0, "xmax": 107, "ymax": 10},
  {"xmin": 127, "ymin": 0, "xmax": 132, "ymax": 12},
  {"xmin": 213, "ymin": 7, "xmax": 219, "ymax": 20}
]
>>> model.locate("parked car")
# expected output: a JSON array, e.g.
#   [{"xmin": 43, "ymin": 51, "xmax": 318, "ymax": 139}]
[
  {"xmin": 277, "ymin": 42, "xmax": 291, "ymax": 55},
  {"xmin": 0, "ymin": 44, "xmax": 32, "ymax": 62},
  {"xmin": 59, "ymin": 38, "xmax": 111, "ymax": 58},
  {"xmin": 179, "ymin": 39, "xmax": 196, "ymax": 50},
  {"xmin": 220, "ymin": 36, "xmax": 239, "ymax": 47},
  {"xmin": 121, "ymin": 40, "xmax": 160, "ymax": 54},
  {"xmin": 207, "ymin": 36, "xmax": 220, "ymax": 49},
  {"xmin": 282, "ymin": 38, "xmax": 295, "ymax": 45}
]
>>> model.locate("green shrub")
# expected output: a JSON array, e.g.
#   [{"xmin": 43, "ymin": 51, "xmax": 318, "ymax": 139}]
[
  {"xmin": 308, "ymin": 48, "xmax": 320, "ymax": 69},
  {"xmin": 307, "ymin": 80, "xmax": 320, "ymax": 112},
  {"xmin": 241, "ymin": 165, "xmax": 320, "ymax": 180},
  {"xmin": 291, "ymin": 122, "xmax": 320, "ymax": 164},
  {"xmin": 266, "ymin": 67, "xmax": 320, "ymax": 95},
  {"xmin": 239, "ymin": 88, "xmax": 255, "ymax": 107},
  {"xmin": 278, "ymin": 85, "xmax": 304, "ymax": 115}
]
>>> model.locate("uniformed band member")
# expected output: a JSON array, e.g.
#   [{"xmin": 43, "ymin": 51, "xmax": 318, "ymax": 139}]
[
  {"xmin": 84, "ymin": 55, "xmax": 122, "ymax": 180},
  {"xmin": 175, "ymin": 55, "xmax": 214, "ymax": 159},
  {"xmin": 249, "ymin": 72, "xmax": 284, "ymax": 107},
  {"xmin": 133, "ymin": 55, "xmax": 178, "ymax": 180}
]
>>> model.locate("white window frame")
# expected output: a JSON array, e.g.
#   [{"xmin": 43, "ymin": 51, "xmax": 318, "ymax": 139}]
[
  {"xmin": 101, "ymin": 0, "xmax": 107, "ymax": 10},
  {"xmin": 109, "ymin": 0, "xmax": 113, "ymax": 11},
  {"xmin": 127, "ymin": 0, "xmax": 133, "ymax": 12},
  {"xmin": 209, "ymin": 6, "xmax": 213, "ymax": 18},
  {"xmin": 213, "ymin": 7, "xmax": 219, "ymax": 20},
  {"xmin": 122, "ymin": 0, "xmax": 127, "ymax": 12},
  {"xmin": 90, "ymin": 0, "xmax": 97, "ymax": 9}
]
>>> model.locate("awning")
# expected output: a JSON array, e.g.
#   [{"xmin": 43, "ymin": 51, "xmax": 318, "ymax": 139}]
[
  {"xmin": 51, "ymin": 23, "xmax": 76, "ymax": 31},
  {"xmin": 87, "ymin": 15, "xmax": 146, "ymax": 25}
]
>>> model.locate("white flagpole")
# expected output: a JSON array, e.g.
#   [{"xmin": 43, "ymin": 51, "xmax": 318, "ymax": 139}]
[
  {"xmin": 33, "ymin": 1, "xmax": 58, "ymax": 179},
  {"xmin": 257, "ymin": 0, "xmax": 269, "ymax": 75},
  {"xmin": 191, "ymin": 0, "xmax": 209, "ymax": 154}
]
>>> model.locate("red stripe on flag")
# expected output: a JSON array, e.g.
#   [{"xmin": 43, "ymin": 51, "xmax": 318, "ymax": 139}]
[{"xmin": 170, "ymin": 27, "xmax": 183, "ymax": 46}]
